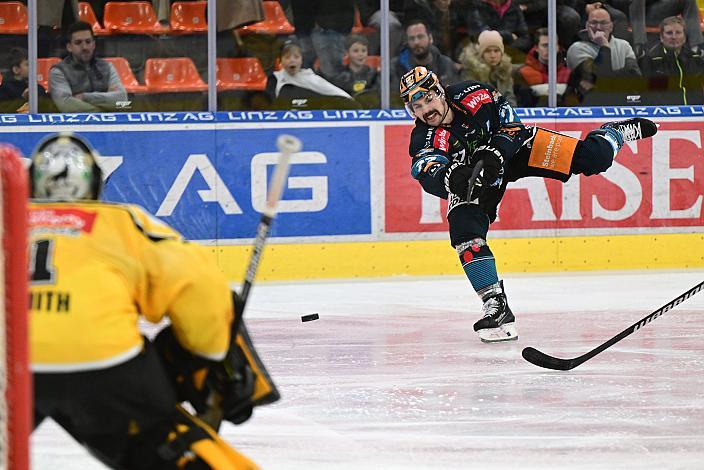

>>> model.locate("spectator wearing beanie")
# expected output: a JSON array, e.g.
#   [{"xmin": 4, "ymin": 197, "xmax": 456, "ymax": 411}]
[{"xmin": 458, "ymin": 30, "xmax": 517, "ymax": 106}]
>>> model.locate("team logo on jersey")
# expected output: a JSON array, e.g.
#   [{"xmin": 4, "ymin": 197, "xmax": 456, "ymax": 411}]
[
  {"xmin": 461, "ymin": 90, "xmax": 493, "ymax": 115},
  {"xmin": 30, "ymin": 208, "xmax": 97, "ymax": 236},
  {"xmin": 433, "ymin": 128, "xmax": 450, "ymax": 151}
]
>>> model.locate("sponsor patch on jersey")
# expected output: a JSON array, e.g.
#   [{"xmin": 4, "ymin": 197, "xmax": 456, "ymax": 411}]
[
  {"xmin": 527, "ymin": 128, "xmax": 579, "ymax": 175},
  {"xmin": 30, "ymin": 208, "xmax": 97, "ymax": 235},
  {"xmin": 433, "ymin": 128, "xmax": 450, "ymax": 151},
  {"xmin": 461, "ymin": 89, "xmax": 493, "ymax": 115}
]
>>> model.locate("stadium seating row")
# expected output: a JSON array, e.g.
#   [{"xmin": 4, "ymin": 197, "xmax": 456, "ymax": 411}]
[
  {"xmin": 32, "ymin": 56, "xmax": 267, "ymax": 93},
  {"xmin": 0, "ymin": 1, "xmax": 294, "ymax": 36}
]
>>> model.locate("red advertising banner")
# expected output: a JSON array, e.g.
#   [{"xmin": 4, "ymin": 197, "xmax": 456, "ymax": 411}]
[{"xmin": 385, "ymin": 120, "xmax": 704, "ymax": 233}]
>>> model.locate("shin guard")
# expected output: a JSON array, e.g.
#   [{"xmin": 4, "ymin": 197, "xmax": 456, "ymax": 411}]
[{"xmin": 456, "ymin": 238, "xmax": 499, "ymax": 292}]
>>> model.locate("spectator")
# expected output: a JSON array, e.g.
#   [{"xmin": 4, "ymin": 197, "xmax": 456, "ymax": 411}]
[
  {"xmin": 465, "ymin": 0, "xmax": 532, "ymax": 57},
  {"xmin": 630, "ymin": 0, "xmax": 704, "ymax": 58},
  {"xmin": 265, "ymin": 39, "xmax": 359, "ymax": 110},
  {"xmin": 330, "ymin": 34, "xmax": 380, "ymax": 108},
  {"xmin": 459, "ymin": 30, "xmax": 517, "ymax": 105},
  {"xmin": 391, "ymin": 19, "xmax": 461, "ymax": 105},
  {"xmin": 515, "ymin": 28, "xmax": 572, "ymax": 106},
  {"xmin": 403, "ymin": 0, "xmax": 464, "ymax": 56},
  {"xmin": 48, "ymin": 21, "xmax": 128, "ymax": 112},
  {"xmin": 577, "ymin": 1, "xmax": 630, "ymax": 41},
  {"xmin": 0, "ymin": 47, "xmax": 50, "ymax": 113},
  {"xmin": 289, "ymin": 0, "xmax": 355, "ymax": 79},
  {"xmin": 640, "ymin": 16, "xmax": 704, "ymax": 105},
  {"xmin": 38, "ymin": 0, "xmax": 79, "ymax": 57},
  {"xmin": 566, "ymin": 8, "xmax": 640, "ymax": 104},
  {"xmin": 515, "ymin": 0, "xmax": 582, "ymax": 49},
  {"xmin": 356, "ymin": 0, "xmax": 406, "ymax": 55}
]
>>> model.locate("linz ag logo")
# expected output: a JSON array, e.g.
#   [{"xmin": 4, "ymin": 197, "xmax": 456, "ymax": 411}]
[
  {"xmin": 433, "ymin": 128, "xmax": 450, "ymax": 151},
  {"xmin": 461, "ymin": 90, "xmax": 492, "ymax": 115}
]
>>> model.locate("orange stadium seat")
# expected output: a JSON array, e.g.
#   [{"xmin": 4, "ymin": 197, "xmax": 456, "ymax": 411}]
[
  {"xmin": 170, "ymin": 1, "xmax": 207, "ymax": 34},
  {"xmin": 144, "ymin": 57, "xmax": 208, "ymax": 93},
  {"xmin": 103, "ymin": 2, "xmax": 169, "ymax": 35},
  {"xmin": 78, "ymin": 2, "xmax": 109, "ymax": 35},
  {"xmin": 237, "ymin": 1, "xmax": 294, "ymax": 35},
  {"xmin": 104, "ymin": 57, "xmax": 147, "ymax": 93},
  {"xmin": 351, "ymin": 6, "xmax": 375, "ymax": 35},
  {"xmin": 216, "ymin": 58, "xmax": 267, "ymax": 91},
  {"xmin": 37, "ymin": 58, "xmax": 61, "ymax": 92},
  {"xmin": 0, "ymin": 2, "xmax": 28, "ymax": 34}
]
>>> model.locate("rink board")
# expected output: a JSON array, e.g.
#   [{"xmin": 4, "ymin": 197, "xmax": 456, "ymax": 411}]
[{"xmin": 2, "ymin": 106, "xmax": 703, "ymax": 279}]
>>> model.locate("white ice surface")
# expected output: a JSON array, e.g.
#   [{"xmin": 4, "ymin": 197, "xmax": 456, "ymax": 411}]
[{"xmin": 32, "ymin": 270, "xmax": 704, "ymax": 469}]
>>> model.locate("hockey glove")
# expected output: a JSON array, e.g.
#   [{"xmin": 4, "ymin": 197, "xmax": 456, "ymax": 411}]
[
  {"xmin": 444, "ymin": 162, "xmax": 475, "ymax": 199},
  {"xmin": 471, "ymin": 145, "xmax": 505, "ymax": 189}
]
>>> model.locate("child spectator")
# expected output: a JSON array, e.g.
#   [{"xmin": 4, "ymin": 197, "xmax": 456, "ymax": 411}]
[
  {"xmin": 0, "ymin": 47, "xmax": 50, "ymax": 113},
  {"xmin": 515, "ymin": 28, "xmax": 572, "ymax": 106},
  {"xmin": 330, "ymin": 35, "xmax": 380, "ymax": 108},
  {"xmin": 459, "ymin": 30, "xmax": 517, "ymax": 106},
  {"xmin": 265, "ymin": 39, "xmax": 360, "ymax": 110}
]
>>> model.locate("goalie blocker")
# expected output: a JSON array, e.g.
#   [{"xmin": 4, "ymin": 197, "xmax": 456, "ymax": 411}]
[{"xmin": 155, "ymin": 291, "xmax": 280, "ymax": 426}]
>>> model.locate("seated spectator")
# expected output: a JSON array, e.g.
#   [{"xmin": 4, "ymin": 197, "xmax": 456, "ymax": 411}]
[
  {"xmin": 515, "ymin": 0, "xmax": 581, "ymax": 49},
  {"xmin": 630, "ymin": 0, "xmax": 704, "ymax": 58},
  {"xmin": 465, "ymin": 0, "xmax": 532, "ymax": 57},
  {"xmin": 565, "ymin": 7, "xmax": 640, "ymax": 104},
  {"xmin": 49, "ymin": 21, "xmax": 128, "ymax": 112},
  {"xmin": 391, "ymin": 19, "xmax": 461, "ymax": 106},
  {"xmin": 640, "ymin": 16, "xmax": 704, "ymax": 105},
  {"xmin": 330, "ymin": 35, "xmax": 380, "ymax": 108},
  {"xmin": 459, "ymin": 30, "xmax": 517, "ymax": 105},
  {"xmin": 265, "ymin": 40, "xmax": 360, "ymax": 110},
  {"xmin": 403, "ymin": 0, "xmax": 464, "ymax": 56},
  {"xmin": 0, "ymin": 47, "xmax": 50, "ymax": 113},
  {"xmin": 577, "ymin": 1, "xmax": 630, "ymax": 42},
  {"xmin": 515, "ymin": 28, "xmax": 572, "ymax": 106}
]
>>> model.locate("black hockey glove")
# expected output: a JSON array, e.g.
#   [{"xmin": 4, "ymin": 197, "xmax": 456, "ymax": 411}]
[
  {"xmin": 471, "ymin": 145, "xmax": 505, "ymax": 189},
  {"xmin": 444, "ymin": 162, "xmax": 474, "ymax": 199}
]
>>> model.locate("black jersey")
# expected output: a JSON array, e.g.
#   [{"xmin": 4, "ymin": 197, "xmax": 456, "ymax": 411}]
[{"xmin": 408, "ymin": 81, "xmax": 532, "ymax": 214}]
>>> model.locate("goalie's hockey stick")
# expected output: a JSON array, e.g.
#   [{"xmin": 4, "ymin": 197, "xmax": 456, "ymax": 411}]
[
  {"xmin": 201, "ymin": 135, "xmax": 300, "ymax": 430},
  {"xmin": 522, "ymin": 280, "xmax": 704, "ymax": 371}
]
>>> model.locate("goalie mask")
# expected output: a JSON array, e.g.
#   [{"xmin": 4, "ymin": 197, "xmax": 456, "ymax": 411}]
[{"xmin": 29, "ymin": 133, "xmax": 103, "ymax": 201}]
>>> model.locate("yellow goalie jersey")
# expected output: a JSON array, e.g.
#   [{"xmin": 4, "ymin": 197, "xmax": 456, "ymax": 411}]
[{"xmin": 29, "ymin": 201, "xmax": 233, "ymax": 372}]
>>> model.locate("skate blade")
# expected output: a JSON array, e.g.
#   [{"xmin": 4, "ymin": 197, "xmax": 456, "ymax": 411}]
[{"xmin": 477, "ymin": 323, "xmax": 518, "ymax": 343}]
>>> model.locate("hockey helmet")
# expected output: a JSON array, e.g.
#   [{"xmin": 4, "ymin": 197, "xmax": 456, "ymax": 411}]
[
  {"xmin": 399, "ymin": 66, "xmax": 442, "ymax": 105},
  {"xmin": 29, "ymin": 132, "xmax": 103, "ymax": 201}
]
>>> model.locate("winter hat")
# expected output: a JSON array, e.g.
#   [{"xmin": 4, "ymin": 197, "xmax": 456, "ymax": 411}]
[{"xmin": 477, "ymin": 30, "xmax": 505, "ymax": 56}]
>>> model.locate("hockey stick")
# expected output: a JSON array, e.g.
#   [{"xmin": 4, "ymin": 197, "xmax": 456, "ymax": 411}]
[
  {"xmin": 466, "ymin": 159, "xmax": 484, "ymax": 203},
  {"xmin": 200, "ymin": 134, "xmax": 300, "ymax": 429},
  {"xmin": 522, "ymin": 280, "xmax": 704, "ymax": 371}
]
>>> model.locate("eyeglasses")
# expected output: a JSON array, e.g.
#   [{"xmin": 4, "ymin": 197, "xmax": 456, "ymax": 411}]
[{"xmin": 587, "ymin": 20, "xmax": 612, "ymax": 27}]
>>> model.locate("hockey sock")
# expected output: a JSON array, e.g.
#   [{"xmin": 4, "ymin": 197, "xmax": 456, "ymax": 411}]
[
  {"xmin": 590, "ymin": 127, "xmax": 623, "ymax": 158},
  {"xmin": 456, "ymin": 238, "xmax": 499, "ymax": 293}
]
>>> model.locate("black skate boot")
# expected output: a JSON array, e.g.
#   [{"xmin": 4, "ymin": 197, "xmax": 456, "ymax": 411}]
[
  {"xmin": 473, "ymin": 281, "xmax": 517, "ymax": 343},
  {"xmin": 600, "ymin": 117, "xmax": 658, "ymax": 142}
]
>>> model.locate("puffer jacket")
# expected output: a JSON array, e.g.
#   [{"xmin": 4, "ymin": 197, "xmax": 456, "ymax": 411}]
[{"xmin": 458, "ymin": 42, "xmax": 517, "ymax": 106}]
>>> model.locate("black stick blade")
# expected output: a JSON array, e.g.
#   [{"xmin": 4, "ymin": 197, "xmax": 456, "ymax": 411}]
[{"xmin": 522, "ymin": 347, "xmax": 579, "ymax": 371}]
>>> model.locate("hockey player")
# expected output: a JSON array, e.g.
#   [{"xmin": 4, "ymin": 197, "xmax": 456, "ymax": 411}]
[
  {"xmin": 400, "ymin": 66, "xmax": 657, "ymax": 343},
  {"xmin": 28, "ymin": 133, "xmax": 279, "ymax": 469}
]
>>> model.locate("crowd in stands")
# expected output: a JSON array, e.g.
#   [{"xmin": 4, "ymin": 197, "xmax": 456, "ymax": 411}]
[{"xmin": 0, "ymin": 0, "xmax": 703, "ymax": 112}]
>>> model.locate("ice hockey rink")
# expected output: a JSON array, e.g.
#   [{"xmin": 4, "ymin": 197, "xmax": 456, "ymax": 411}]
[{"xmin": 31, "ymin": 270, "xmax": 704, "ymax": 469}]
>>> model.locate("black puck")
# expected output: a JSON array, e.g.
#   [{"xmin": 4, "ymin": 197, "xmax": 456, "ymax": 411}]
[{"xmin": 301, "ymin": 313, "xmax": 319, "ymax": 322}]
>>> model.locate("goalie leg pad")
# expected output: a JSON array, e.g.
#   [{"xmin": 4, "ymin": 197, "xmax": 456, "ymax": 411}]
[
  {"xmin": 456, "ymin": 238, "xmax": 499, "ymax": 293},
  {"xmin": 157, "ymin": 405, "xmax": 258, "ymax": 469}
]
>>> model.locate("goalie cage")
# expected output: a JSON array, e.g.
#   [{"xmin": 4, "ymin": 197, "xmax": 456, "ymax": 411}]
[{"xmin": 1, "ymin": 145, "xmax": 30, "ymax": 470}]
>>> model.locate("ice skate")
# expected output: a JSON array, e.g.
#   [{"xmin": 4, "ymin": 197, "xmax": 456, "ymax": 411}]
[
  {"xmin": 473, "ymin": 281, "xmax": 518, "ymax": 343},
  {"xmin": 600, "ymin": 117, "xmax": 658, "ymax": 142}
]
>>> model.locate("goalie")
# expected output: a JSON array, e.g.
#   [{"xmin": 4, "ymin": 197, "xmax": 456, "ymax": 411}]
[{"xmin": 28, "ymin": 133, "xmax": 279, "ymax": 469}]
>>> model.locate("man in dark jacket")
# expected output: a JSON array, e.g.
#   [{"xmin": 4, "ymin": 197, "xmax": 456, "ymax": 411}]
[
  {"xmin": 465, "ymin": 0, "xmax": 532, "ymax": 56},
  {"xmin": 48, "ymin": 21, "xmax": 128, "ymax": 112},
  {"xmin": 640, "ymin": 16, "xmax": 704, "ymax": 105},
  {"xmin": 391, "ymin": 19, "xmax": 461, "ymax": 106}
]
